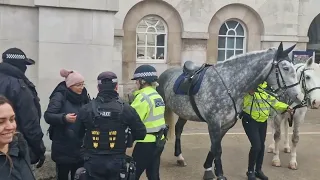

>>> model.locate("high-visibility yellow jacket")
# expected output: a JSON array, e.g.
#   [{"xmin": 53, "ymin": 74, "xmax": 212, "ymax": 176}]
[
  {"xmin": 243, "ymin": 82, "xmax": 289, "ymax": 123},
  {"xmin": 131, "ymin": 86, "xmax": 166, "ymax": 142}
]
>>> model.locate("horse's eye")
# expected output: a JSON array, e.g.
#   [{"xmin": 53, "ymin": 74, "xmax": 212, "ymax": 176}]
[
  {"xmin": 283, "ymin": 67, "xmax": 289, "ymax": 71},
  {"xmin": 306, "ymin": 75, "xmax": 310, "ymax": 80}
]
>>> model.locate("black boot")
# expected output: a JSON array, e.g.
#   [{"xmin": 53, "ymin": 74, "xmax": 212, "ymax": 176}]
[
  {"xmin": 255, "ymin": 170, "xmax": 268, "ymax": 180},
  {"xmin": 246, "ymin": 171, "xmax": 256, "ymax": 180}
]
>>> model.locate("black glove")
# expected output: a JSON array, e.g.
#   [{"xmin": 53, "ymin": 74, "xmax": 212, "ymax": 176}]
[
  {"xmin": 30, "ymin": 140, "xmax": 46, "ymax": 168},
  {"xmin": 36, "ymin": 154, "xmax": 46, "ymax": 168}
]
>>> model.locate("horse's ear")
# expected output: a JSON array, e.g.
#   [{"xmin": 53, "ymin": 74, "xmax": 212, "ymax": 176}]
[
  {"xmin": 282, "ymin": 44, "xmax": 296, "ymax": 57},
  {"xmin": 306, "ymin": 57, "xmax": 314, "ymax": 66},
  {"xmin": 275, "ymin": 42, "xmax": 284, "ymax": 60},
  {"xmin": 277, "ymin": 42, "xmax": 284, "ymax": 54}
]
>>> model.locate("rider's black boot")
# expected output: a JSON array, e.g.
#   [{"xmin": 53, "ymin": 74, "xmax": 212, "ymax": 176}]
[{"xmin": 246, "ymin": 171, "xmax": 256, "ymax": 180}]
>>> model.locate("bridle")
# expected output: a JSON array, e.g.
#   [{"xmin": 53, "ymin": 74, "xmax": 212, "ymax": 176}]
[
  {"xmin": 263, "ymin": 57, "xmax": 300, "ymax": 96},
  {"xmin": 221, "ymin": 52, "xmax": 301, "ymax": 131},
  {"xmin": 294, "ymin": 65, "xmax": 320, "ymax": 107}
]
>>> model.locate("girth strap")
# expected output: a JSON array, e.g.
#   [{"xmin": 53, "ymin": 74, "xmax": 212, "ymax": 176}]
[{"xmin": 187, "ymin": 65, "xmax": 211, "ymax": 122}]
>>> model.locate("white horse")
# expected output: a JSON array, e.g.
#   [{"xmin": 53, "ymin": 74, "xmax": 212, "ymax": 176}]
[{"xmin": 267, "ymin": 57, "xmax": 320, "ymax": 170}]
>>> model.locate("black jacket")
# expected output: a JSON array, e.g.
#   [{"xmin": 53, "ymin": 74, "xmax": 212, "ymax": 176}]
[
  {"xmin": 74, "ymin": 90, "xmax": 146, "ymax": 154},
  {"xmin": 0, "ymin": 133, "xmax": 36, "ymax": 180},
  {"xmin": 44, "ymin": 81, "xmax": 90, "ymax": 163},
  {"xmin": 0, "ymin": 62, "xmax": 45, "ymax": 163}
]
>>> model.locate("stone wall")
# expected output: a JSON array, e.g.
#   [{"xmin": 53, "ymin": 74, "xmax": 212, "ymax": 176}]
[{"xmin": 0, "ymin": 1, "xmax": 119, "ymax": 178}]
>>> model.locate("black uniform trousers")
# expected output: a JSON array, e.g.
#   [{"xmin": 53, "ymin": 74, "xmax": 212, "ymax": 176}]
[
  {"xmin": 132, "ymin": 142, "xmax": 164, "ymax": 180},
  {"xmin": 84, "ymin": 154, "xmax": 126, "ymax": 180},
  {"xmin": 241, "ymin": 112, "xmax": 267, "ymax": 172},
  {"xmin": 56, "ymin": 162, "xmax": 83, "ymax": 180}
]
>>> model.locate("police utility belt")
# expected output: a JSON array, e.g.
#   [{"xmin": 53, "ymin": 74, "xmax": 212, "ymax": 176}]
[{"xmin": 148, "ymin": 124, "xmax": 169, "ymax": 148}]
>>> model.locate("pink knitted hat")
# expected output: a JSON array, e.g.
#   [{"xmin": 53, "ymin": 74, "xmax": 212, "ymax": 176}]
[{"xmin": 60, "ymin": 69, "xmax": 85, "ymax": 88}]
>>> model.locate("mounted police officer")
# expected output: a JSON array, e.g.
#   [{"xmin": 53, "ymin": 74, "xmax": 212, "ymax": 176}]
[
  {"xmin": 74, "ymin": 71, "xmax": 146, "ymax": 180},
  {"xmin": 130, "ymin": 65, "xmax": 168, "ymax": 180},
  {"xmin": 0, "ymin": 47, "xmax": 46, "ymax": 168}
]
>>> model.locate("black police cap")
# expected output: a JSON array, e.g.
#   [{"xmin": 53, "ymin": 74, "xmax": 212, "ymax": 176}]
[
  {"xmin": 2, "ymin": 47, "xmax": 35, "ymax": 65},
  {"xmin": 97, "ymin": 71, "xmax": 118, "ymax": 84}
]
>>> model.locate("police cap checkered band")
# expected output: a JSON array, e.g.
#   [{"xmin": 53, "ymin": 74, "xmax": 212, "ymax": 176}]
[
  {"xmin": 97, "ymin": 71, "xmax": 118, "ymax": 84},
  {"xmin": 98, "ymin": 78, "xmax": 118, "ymax": 84},
  {"xmin": 133, "ymin": 72, "xmax": 157, "ymax": 79},
  {"xmin": 5, "ymin": 54, "xmax": 25, "ymax": 59}
]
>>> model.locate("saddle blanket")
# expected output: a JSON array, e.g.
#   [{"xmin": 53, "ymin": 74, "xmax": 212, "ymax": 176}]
[{"xmin": 173, "ymin": 67, "xmax": 209, "ymax": 95}]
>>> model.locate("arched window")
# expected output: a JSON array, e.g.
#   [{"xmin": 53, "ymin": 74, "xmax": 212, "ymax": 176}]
[
  {"xmin": 136, "ymin": 16, "xmax": 167, "ymax": 62},
  {"xmin": 217, "ymin": 20, "xmax": 246, "ymax": 61}
]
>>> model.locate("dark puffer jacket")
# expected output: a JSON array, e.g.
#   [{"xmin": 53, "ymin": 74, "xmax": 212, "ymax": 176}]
[
  {"xmin": 0, "ymin": 62, "xmax": 45, "ymax": 164},
  {"xmin": 44, "ymin": 81, "xmax": 90, "ymax": 164},
  {"xmin": 0, "ymin": 133, "xmax": 36, "ymax": 180}
]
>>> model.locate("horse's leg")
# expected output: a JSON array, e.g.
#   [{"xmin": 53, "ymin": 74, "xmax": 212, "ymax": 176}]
[
  {"xmin": 174, "ymin": 117, "xmax": 188, "ymax": 167},
  {"xmin": 202, "ymin": 128, "xmax": 229, "ymax": 180},
  {"xmin": 203, "ymin": 151, "xmax": 215, "ymax": 180},
  {"xmin": 283, "ymin": 115, "xmax": 291, "ymax": 153},
  {"xmin": 288, "ymin": 109, "xmax": 306, "ymax": 170},
  {"xmin": 203, "ymin": 123, "xmax": 227, "ymax": 180},
  {"xmin": 272, "ymin": 115, "xmax": 282, "ymax": 167},
  {"xmin": 267, "ymin": 117, "xmax": 276, "ymax": 153}
]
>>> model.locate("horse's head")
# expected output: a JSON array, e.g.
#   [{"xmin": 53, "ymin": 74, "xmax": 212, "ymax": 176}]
[
  {"xmin": 296, "ymin": 57, "xmax": 320, "ymax": 109},
  {"xmin": 265, "ymin": 42, "xmax": 303, "ymax": 104}
]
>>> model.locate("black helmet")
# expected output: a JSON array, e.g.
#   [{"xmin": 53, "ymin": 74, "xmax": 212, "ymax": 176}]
[{"xmin": 131, "ymin": 65, "xmax": 158, "ymax": 83}]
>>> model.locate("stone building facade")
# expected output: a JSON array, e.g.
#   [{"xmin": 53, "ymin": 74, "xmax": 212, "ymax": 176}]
[
  {"xmin": 0, "ymin": 0, "xmax": 320, "ymax": 153},
  {"xmin": 116, "ymin": 0, "xmax": 320, "ymax": 97}
]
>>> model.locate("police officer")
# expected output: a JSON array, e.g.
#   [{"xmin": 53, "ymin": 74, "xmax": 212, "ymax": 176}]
[
  {"xmin": 241, "ymin": 82, "xmax": 292, "ymax": 180},
  {"xmin": 0, "ymin": 47, "xmax": 46, "ymax": 168},
  {"xmin": 74, "ymin": 71, "xmax": 147, "ymax": 180},
  {"xmin": 130, "ymin": 65, "xmax": 168, "ymax": 180}
]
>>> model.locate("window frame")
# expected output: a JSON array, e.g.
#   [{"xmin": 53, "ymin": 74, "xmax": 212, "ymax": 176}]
[
  {"xmin": 217, "ymin": 19, "xmax": 247, "ymax": 62},
  {"xmin": 135, "ymin": 15, "xmax": 168, "ymax": 64}
]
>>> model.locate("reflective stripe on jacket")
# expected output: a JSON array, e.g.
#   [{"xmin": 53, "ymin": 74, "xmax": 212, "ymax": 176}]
[
  {"xmin": 131, "ymin": 86, "xmax": 166, "ymax": 142},
  {"xmin": 243, "ymin": 88, "xmax": 289, "ymax": 123}
]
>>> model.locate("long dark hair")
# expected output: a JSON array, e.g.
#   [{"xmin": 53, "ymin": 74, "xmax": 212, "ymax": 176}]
[{"xmin": 0, "ymin": 95, "xmax": 14, "ymax": 172}]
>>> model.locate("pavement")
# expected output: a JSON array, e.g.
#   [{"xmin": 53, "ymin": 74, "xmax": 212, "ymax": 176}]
[
  {"xmin": 129, "ymin": 109, "xmax": 320, "ymax": 180},
  {"xmin": 35, "ymin": 109, "xmax": 320, "ymax": 180}
]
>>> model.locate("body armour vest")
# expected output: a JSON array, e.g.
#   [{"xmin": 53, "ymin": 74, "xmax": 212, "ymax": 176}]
[{"xmin": 84, "ymin": 98, "xmax": 127, "ymax": 154}]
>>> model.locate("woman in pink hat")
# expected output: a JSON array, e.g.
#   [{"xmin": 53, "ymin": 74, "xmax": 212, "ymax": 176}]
[{"xmin": 44, "ymin": 69, "xmax": 91, "ymax": 180}]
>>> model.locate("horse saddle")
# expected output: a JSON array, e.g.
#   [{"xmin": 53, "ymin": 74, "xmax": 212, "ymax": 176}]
[
  {"xmin": 183, "ymin": 61, "xmax": 204, "ymax": 76},
  {"xmin": 173, "ymin": 61, "xmax": 211, "ymax": 95}
]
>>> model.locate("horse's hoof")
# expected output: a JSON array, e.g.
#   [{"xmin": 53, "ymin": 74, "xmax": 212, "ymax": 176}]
[
  {"xmin": 272, "ymin": 159, "xmax": 281, "ymax": 167},
  {"xmin": 216, "ymin": 176, "xmax": 227, "ymax": 180},
  {"xmin": 176, "ymin": 160, "xmax": 187, "ymax": 167},
  {"xmin": 202, "ymin": 171, "xmax": 214, "ymax": 180},
  {"xmin": 267, "ymin": 145, "xmax": 275, "ymax": 153},
  {"xmin": 288, "ymin": 161, "xmax": 298, "ymax": 170},
  {"xmin": 284, "ymin": 147, "xmax": 291, "ymax": 153}
]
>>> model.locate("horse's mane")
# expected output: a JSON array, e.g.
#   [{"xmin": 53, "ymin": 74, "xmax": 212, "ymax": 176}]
[{"xmin": 215, "ymin": 47, "xmax": 277, "ymax": 67}]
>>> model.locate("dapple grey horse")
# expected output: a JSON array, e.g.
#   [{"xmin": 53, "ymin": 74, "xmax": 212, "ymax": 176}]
[
  {"xmin": 156, "ymin": 43, "xmax": 304, "ymax": 180},
  {"xmin": 267, "ymin": 57, "xmax": 320, "ymax": 170}
]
